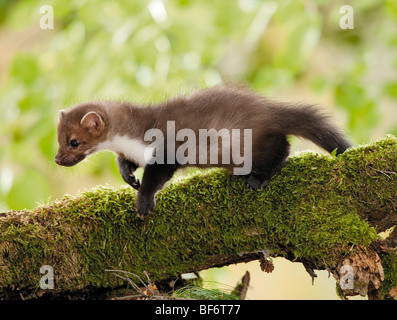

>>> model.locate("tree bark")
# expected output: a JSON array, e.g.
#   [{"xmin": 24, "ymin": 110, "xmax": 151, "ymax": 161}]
[{"xmin": 0, "ymin": 135, "xmax": 396, "ymax": 300}]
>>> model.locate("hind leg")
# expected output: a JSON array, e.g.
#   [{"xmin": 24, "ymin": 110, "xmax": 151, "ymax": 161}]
[
  {"xmin": 246, "ymin": 134, "xmax": 290, "ymax": 190},
  {"xmin": 246, "ymin": 174, "xmax": 271, "ymax": 190}
]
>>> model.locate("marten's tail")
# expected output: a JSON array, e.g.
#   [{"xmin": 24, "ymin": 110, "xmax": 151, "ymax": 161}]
[{"xmin": 273, "ymin": 103, "xmax": 352, "ymax": 155}]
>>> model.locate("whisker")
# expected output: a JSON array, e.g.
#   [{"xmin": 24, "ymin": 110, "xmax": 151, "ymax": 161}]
[{"xmin": 82, "ymin": 157, "xmax": 100, "ymax": 168}]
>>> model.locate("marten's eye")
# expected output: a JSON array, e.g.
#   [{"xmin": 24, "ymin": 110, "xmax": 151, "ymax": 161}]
[{"xmin": 70, "ymin": 139, "xmax": 80, "ymax": 148}]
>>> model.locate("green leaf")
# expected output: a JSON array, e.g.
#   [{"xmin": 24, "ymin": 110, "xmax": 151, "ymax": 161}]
[
  {"xmin": 6, "ymin": 169, "xmax": 51, "ymax": 210},
  {"xmin": 383, "ymin": 82, "xmax": 397, "ymax": 100}
]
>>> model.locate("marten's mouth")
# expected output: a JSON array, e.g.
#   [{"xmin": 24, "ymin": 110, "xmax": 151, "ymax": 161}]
[{"xmin": 55, "ymin": 154, "xmax": 85, "ymax": 167}]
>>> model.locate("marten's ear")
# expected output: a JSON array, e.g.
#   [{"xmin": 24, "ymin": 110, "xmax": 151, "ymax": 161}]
[
  {"xmin": 59, "ymin": 110, "xmax": 65, "ymax": 120},
  {"xmin": 80, "ymin": 111, "xmax": 105, "ymax": 134}
]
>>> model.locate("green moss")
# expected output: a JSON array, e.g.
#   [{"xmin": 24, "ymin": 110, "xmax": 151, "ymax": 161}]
[
  {"xmin": 173, "ymin": 285, "xmax": 240, "ymax": 300},
  {"xmin": 0, "ymin": 135, "xmax": 396, "ymax": 297},
  {"xmin": 380, "ymin": 250, "xmax": 397, "ymax": 300}
]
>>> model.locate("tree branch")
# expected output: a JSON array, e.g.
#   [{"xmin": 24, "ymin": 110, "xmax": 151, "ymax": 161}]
[{"xmin": 0, "ymin": 135, "xmax": 396, "ymax": 299}]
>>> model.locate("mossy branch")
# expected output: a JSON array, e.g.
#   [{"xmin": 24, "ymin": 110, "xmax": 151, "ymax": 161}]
[{"xmin": 1, "ymin": 136, "xmax": 396, "ymax": 299}]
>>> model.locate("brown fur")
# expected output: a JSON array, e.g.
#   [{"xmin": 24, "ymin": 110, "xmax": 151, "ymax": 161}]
[
  {"xmin": 55, "ymin": 86, "xmax": 352, "ymax": 217},
  {"xmin": 56, "ymin": 85, "xmax": 351, "ymax": 168}
]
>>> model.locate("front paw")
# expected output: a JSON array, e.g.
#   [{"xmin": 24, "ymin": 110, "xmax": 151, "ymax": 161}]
[
  {"xmin": 129, "ymin": 174, "xmax": 141, "ymax": 190},
  {"xmin": 136, "ymin": 195, "xmax": 156, "ymax": 219},
  {"xmin": 126, "ymin": 174, "xmax": 141, "ymax": 190}
]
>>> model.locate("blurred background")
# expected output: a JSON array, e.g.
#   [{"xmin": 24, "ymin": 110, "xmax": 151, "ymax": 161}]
[{"xmin": 0, "ymin": 0, "xmax": 396, "ymax": 299}]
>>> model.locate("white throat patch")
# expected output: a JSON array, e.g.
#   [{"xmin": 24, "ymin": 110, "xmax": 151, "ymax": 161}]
[{"xmin": 92, "ymin": 135, "xmax": 150, "ymax": 167}]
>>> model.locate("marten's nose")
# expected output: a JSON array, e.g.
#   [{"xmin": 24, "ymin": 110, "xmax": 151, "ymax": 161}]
[{"xmin": 55, "ymin": 155, "xmax": 62, "ymax": 165}]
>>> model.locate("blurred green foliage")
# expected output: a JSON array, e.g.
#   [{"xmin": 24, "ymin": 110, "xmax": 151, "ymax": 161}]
[{"xmin": 0, "ymin": 0, "xmax": 396, "ymax": 211}]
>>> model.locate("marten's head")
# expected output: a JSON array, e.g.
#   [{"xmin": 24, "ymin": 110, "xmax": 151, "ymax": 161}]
[{"xmin": 55, "ymin": 104, "xmax": 109, "ymax": 167}]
